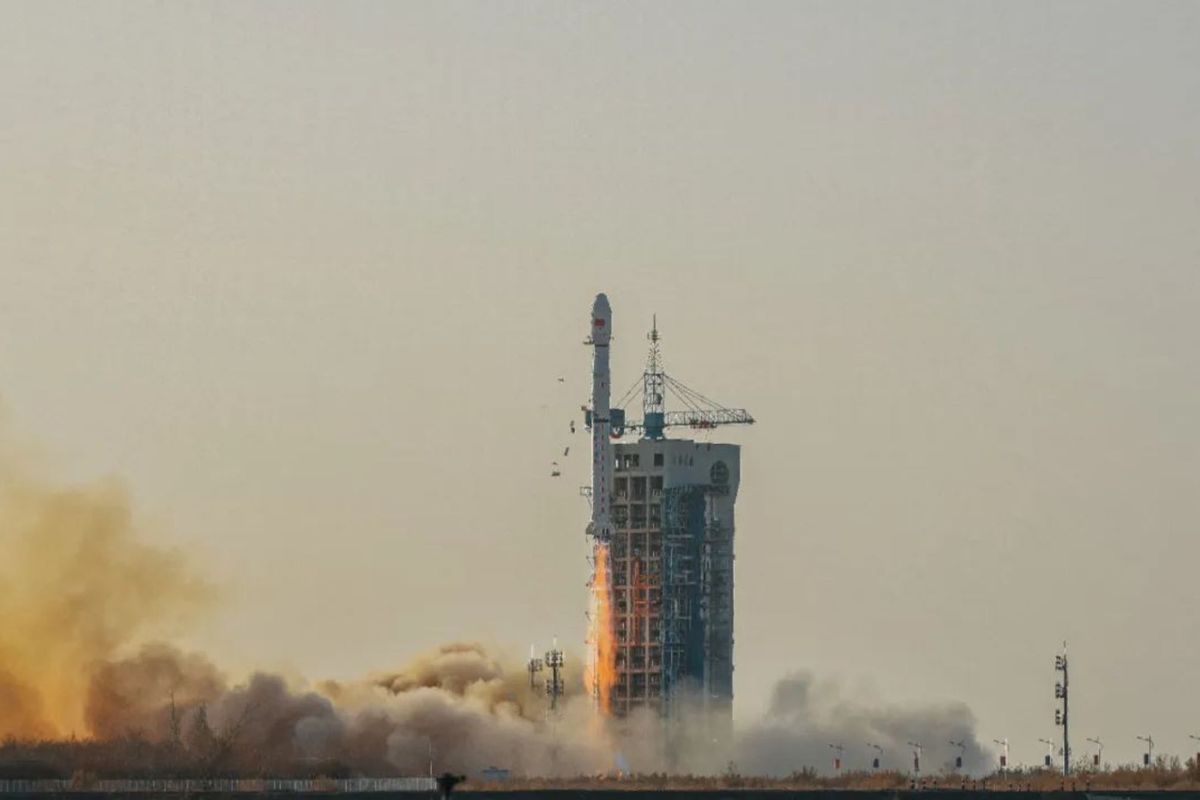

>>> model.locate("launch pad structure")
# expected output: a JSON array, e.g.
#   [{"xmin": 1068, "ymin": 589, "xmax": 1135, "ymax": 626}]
[{"xmin": 584, "ymin": 294, "xmax": 753, "ymax": 729}]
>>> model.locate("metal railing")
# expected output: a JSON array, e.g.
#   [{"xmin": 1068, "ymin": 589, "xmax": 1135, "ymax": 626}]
[{"xmin": 0, "ymin": 777, "xmax": 437, "ymax": 794}]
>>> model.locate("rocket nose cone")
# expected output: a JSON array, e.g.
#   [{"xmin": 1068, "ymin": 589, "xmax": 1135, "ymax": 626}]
[{"xmin": 591, "ymin": 293, "xmax": 612, "ymax": 341}]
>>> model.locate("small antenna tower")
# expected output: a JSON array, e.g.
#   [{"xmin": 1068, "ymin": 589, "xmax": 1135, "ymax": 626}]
[
  {"xmin": 527, "ymin": 645, "xmax": 544, "ymax": 690},
  {"xmin": 544, "ymin": 641, "xmax": 565, "ymax": 712}
]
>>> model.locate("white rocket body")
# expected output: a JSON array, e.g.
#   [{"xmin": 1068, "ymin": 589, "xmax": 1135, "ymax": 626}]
[{"xmin": 589, "ymin": 293, "xmax": 613, "ymax": 543}]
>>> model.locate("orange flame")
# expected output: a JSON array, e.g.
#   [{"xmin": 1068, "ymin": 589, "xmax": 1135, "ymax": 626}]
[{"xmin": 585, "ymin": 542, "xmax": 616, "ymax": 714}]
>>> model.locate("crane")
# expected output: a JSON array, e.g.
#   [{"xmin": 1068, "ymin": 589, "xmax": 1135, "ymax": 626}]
[{"xmin": 586, "ymin": 316, "xmax": 754, "ymax": 440}]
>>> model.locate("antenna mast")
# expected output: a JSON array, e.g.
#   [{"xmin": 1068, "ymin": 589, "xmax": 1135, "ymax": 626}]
[
  {"xmin": 609, "ymin": 316, "xmax": 754, "ymax": 440},
  {"xmin": 643, "ymin": 315, "xmax": 665, "ymax": 439}
]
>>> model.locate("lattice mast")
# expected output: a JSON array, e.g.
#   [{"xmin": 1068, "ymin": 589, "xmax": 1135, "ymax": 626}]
[{"xmin": 614, "ymin": 318, "xmax": 755, "ymax": 440}]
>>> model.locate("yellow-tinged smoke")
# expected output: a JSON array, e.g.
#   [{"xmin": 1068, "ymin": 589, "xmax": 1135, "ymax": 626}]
[
  {"xmin": 0, "ymin": 443, "xmax": 213, "ymax": 738},
  {"xmin": 584, "ymin": 542, "xmax": 616, "ymax": 714}
]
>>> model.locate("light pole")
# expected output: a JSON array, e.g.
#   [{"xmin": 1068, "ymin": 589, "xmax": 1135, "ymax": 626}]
[
  {"xmin": 950, "ymin": 740, "xmax": 966, "ymax": 771},
  {"xmin": 829, "ymin": 744, "xmax": 845, "ymax": 773},
  {"xmin": 1039, "ymin": 738, "xmax": 1057, "ymax": 769},
  {"xmin": 868, "ymin": 743, "xmax": 884, "ymax": 770},
  {"xmin": 1137, "ymin": 735, "xmax": 1154, "ymax": 768},
  {"xmin": 993, "ymin": 738, "xmax": 1009, "ymax": 772},
  {"xmin": 907, "ymin": 741, "xmax": 923, "ymax": 779},
  {"xmin": 1086, "ymin": 737, "xmax": 1103, "ymax": 769}
]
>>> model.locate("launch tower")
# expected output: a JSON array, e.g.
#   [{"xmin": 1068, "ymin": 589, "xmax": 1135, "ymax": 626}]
[{"xmin": 584, "ymin": 296, "xmax": 753, "ymax": 726}]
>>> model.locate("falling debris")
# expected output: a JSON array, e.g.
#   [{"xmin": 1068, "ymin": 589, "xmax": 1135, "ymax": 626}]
[
  {"xmin": 569, "ymin": 420, "xmax": 576, "ymax": 434},
  {"xmin": 557, "ymin": 377, "xmax": 565, "ymax": 383},
  {"xmin": 550, "ymin": 470, "xmax": 561, "ymax": 477},
  {"xmin": 563, "ymin": 446, "xmax": 570, "ymax": 457}
]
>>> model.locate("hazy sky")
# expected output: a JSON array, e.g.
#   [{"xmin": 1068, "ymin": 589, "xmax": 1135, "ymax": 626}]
[{"xmin": 2, "ymin": 1, "xmax": 1198, "ymax": 768}]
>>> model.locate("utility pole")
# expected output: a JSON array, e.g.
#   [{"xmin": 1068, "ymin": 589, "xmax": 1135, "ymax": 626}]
[
  {"xmin": 1054, "ymin": 643, "xmax": 1071, "ymax": 775},
  {"xmin": 993, "ymin": 738, "xmax": 1009, "ymax": 772},
  {"xmin": 1086, "ymin": 737, "xmax": 1103, "ymax": 769},
  {"xmin": 868, "ymin": 743, "xmax": 884, "ymax": 770}
]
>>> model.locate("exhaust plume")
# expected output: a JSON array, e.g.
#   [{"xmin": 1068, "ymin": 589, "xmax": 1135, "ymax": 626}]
[{"xmin": 584, "ymin": 543, "xmax": 616, "ymax": 714}]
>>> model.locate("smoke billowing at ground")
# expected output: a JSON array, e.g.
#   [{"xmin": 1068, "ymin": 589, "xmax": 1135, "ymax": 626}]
[
  {"xmin": 735, "ymin": 672, "xmax": 988, "ymax": 775},
  {"xmin": 0, "ymin": 429, "xmax": 988, "ymax": 777},
  {"xmin": 0, "ymin": 445, "xmax": 212, "ymax": 739}
]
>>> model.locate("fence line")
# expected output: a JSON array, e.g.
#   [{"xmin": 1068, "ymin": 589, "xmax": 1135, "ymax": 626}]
[{"xmin": 0, "ymin": 776, "xmax": 437, "ymax": 793}]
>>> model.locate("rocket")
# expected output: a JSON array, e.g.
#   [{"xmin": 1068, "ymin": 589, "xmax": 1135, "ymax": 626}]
[{"xmin": 588, "ymin": 293, "xmax": 613, "ymax": 543}]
